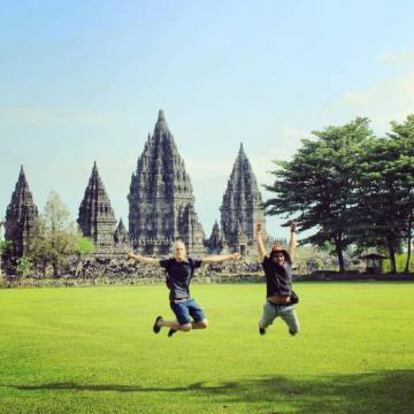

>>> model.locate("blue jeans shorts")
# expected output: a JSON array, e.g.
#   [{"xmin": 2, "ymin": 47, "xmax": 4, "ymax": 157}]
[{"xmin": 170, "ymin": 298, "xmax": 206, "ymax": 325}]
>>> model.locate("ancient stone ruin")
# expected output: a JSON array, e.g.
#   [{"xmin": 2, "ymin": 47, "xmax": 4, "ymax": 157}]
[
  {"xmin": 3, "ymin": 111, "xmax": 267, "ymax": 261},
  {"xmin": 219, "ymin": 143, "xmax": 266, "ymax": 255},
  {"xmin": 4, "ymin": 166, "xmax": 38, "ymax": 257},
  {"xmin": 78, "ymin": 161, "xmax": 118, "ymax": 252},
  {"xmin": 128, "ymin": 110, "xmax": 206, "ymax": 255}
]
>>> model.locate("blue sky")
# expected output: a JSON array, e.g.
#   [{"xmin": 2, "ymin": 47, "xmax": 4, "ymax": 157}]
[{"xmin": 1, "ymin": 0, "xmax": 414, "ymax": 239}]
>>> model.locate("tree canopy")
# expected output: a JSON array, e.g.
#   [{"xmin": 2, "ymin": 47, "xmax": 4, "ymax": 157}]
[{"xmin": 265, "ymin": 115, "xmax": 414, "ymax": 273}]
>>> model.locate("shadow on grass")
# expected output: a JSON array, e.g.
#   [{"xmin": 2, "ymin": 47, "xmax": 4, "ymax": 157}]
[{"xmin": 3, "ymin": 370, "xmax": 414, "ymax": 413}]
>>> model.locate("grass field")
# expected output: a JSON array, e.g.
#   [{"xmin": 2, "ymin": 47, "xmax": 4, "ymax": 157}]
[{"xmin": 0, "ymin": 282, "xmax": 413, "ymax": 414}]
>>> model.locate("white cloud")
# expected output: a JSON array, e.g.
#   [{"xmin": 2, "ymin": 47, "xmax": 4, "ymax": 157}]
[
  {"xmin": 381, "ymin": 50, "xmax": 414, "ymax": 67},
  {"xmin": 0, "ymin": 106, "xmax": 118, "ymax": 128},
  {"xmin": 326, "ymin": 73, "xmax": 414, "ymax": 134}
]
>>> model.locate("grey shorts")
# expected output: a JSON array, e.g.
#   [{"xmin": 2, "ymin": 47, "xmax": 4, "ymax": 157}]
[{"xmin": 259, "ymin": 301, "xmax": 300, "ymax": 334}]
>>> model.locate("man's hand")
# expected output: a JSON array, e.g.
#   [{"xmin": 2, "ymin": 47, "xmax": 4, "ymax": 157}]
[
  {"xmin": 202, "ymin": 252, "xmax": 242, "ymax": 264},
  {"xmin": 288, "ymin": 222, "xmax": 298, "ymax": 261},
  {"xmin": 127, "ymin": 252, "xmax": 160, "ymax": 266},
  {"xmin": 127, "ymin": 252, "xmax": 135, "ymax": 260},
  {"xmin": 256, "ymin": 222, "xmax": 266, "ymax": 261},
  {"xmin": 231, "ymin": 253, "xmax": 242, "ymax": 260}
]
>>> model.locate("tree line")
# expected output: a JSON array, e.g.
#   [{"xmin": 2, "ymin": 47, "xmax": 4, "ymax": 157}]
[{"xmin": 264, "ymin": 115, "xmax": 414, "ymax": 273}]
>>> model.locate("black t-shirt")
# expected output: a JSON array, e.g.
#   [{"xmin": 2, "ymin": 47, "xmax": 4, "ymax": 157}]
[
  {"xmin": 159, "ymin": 257, "xmax": 202, "ymax": 300},
  {"xmin": 262, "ymin": 256, "xmax": 292, "ymax": 297}
]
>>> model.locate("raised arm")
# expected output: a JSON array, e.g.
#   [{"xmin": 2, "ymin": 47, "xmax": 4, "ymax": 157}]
[
  {"xmin": 128, "ymin": 252, "xmax": 161, "ymax": 266},
  {"xmin": 288, "ymin": 222, "xmax": 298, "ymax": 261},
  {"xmin": 201, "ymin": 252, "xmax": 241, "ymax": 264},
  {"xmin": 256, "ymin": 222, "xmax": 266, "ymax": 262}
]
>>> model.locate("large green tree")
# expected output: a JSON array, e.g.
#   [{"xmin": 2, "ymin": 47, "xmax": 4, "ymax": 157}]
[
  {"xmin": 264, "ymin": 118, "xmax": 374, "ymax": 272},
  {"xmin": 352, "ymin": 115, "xmax": 414, "ymax": 272},
  {"xmin": 388, "ymin": 115, "xmax": 414, "ymax": 272},
  {"xmin": 351, "ymin": 138, "xmax": 402, "ymax": 272}
]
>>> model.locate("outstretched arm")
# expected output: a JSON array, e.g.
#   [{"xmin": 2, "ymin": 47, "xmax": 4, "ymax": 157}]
[
  {"xmin": 288, "ymin": 222, "xmax": 298, "ymax": 261},
  {"xmin": 128, "ymin": 252, "xmax": 161, "ymax": 267},
  {"xmin": 201, "ymin": 252, "xmax": 241, "ymax": 264},
  {"xmin": 256, "ymin": 222, "xmax": 266, "ymax": 262}
]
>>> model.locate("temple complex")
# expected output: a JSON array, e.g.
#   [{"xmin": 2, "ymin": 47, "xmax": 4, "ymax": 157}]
[{"xmin": 4, "ymin": 111, "xmax": 267, "ymax": 258}]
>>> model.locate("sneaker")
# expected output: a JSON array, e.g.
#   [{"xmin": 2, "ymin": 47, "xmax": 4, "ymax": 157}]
[
  {"xmin": 259, "ymin": 326, "xmax": 266, "ymax": 336},
  {"xmin": 153, "ymin": 316, "xmax": 163, "ymax": 334},
  {"xmin": 168, "ymin": 328, "xmax": 177, "ymax": 337},
  {"xmin": 289, "ymin": 329, "xmax": 297, "ymax": 336}
]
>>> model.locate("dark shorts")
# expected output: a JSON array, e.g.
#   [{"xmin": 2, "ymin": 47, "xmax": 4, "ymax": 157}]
[{"xmin": 170, "ymin": 298, "xmax": 206, "ymax": 325}]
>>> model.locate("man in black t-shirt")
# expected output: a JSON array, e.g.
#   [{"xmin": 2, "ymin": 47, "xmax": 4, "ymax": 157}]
[
  {"xmin": 128, "ymin": 240, "xmax": 241, "ymax": 337},
  {"xmin": 256, "ymin": 222, "xmax": 300, "ymax": 336}
]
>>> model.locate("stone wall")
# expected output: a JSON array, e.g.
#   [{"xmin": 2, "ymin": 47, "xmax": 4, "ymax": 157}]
[
  {"xmin": 2, "ymin": 252, "xmax": 412, "ymax": 287},
  {"xmin": 74, "ymin": 254, "xmax": 262, "ymax": 279}
]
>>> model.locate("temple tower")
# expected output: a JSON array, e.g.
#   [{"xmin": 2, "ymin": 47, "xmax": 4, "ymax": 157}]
[
  {"xmin": 128, "ymin": 110, "xmax": 205, "ymax": 255},
  {"xmin": 4, "ymin": 166, "xmax": 39, "ymax": 257},
  {"xmin": 78, "ymin": 162, "xmax": 117, "ymax": 250},
  {"xmin": 207, "ymin": 220, "xmax": 224, "ymax": 254},
  {"xmin": 220, "ymin": 143, "xmax": 266, "ymax": 251},
  {"xmin": 114, "ymin": 218, "xmax": 129, "ymax": 247}
]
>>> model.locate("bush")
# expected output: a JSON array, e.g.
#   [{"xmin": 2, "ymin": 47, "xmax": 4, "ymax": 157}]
[{"xmin": 16, "ymin": 256, "xmax": 33, "ymax": 277}]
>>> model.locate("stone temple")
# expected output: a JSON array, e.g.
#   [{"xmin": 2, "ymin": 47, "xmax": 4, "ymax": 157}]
[
  {"xmin": 219, "ymin": 143, "xmax": 266, "ymax": 254},
  {"xmin": 3, "ymin": 110, "xmax": 267, "ymax": 258},
  {"xmin": 4, "ymin": 166, "xmax": 39, "ymax": 257},
  {"xmin": 128, "ymin": 110, "xmax": 205, "ymax": 255},
  {"xmin": 77, "ymin": 161, "xmax": 119, "ymax": 251}
]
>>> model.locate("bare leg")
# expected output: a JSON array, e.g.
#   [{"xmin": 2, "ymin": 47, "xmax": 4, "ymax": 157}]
[
  {"xmin": 191, "ymin": 319, "xmax": 208, "ymax": 329},
  {"xmin": 158, "ymin": 319, "xmax": 192, "ymax": 332}
]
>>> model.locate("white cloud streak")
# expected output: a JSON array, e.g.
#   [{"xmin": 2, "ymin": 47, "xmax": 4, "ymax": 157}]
[
  {"xmin": 316, "ymin": 70, "xmax": 414, "ymax": 136},
  {"xmin": 0, "ymin": 106, "xmax": 118, "ymax": 128}
]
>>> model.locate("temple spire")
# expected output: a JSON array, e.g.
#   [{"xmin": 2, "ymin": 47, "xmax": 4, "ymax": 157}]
[
  {"xmin": 207, "ymin": 220, "xmax": 223, "ymax": 253},
  {"xmin": 220, "ymin": 144, "xmax": 266, "ymax": 250},
  {"xmin": 4, "ymin": 166, "xmax": 38, "ymax": 257},
  {"xmin": 154, "ymin": 109, "xmax": 169, "ymax": 134},
  {"xmin": 236, "ymin": 142, "xmax": 249, "ymax": 165},
  {"xmin": 17, "ymin": 165, "xmax": 28, "ymax": 190},
  {"xmin": 128, "ymin": 110, "xmax": 205, "ymax": 254},
  {"xmin": 158, "ymin": 109, "xmax": 165, "ymax": 121},
  {"xmin": 78, "ymin": 162, "xmax": 117, "ymax": 250},
  {"xmin": 114, "ymin": 218, "xmax": 129, "ymax": 247}
]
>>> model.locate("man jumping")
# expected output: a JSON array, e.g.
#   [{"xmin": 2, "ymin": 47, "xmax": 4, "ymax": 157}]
[
  {"xmin": 256, "ymin": 222, "xmax": 300, "ymax": 336},
  {"xmin": 128, "ymin": 241, "xmax": 241, "ymax": 337}
]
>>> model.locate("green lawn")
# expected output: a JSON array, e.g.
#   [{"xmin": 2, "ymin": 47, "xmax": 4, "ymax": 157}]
[{"xmin": 0, "ymin": 283, "xmax": 413, "ymax": 414}]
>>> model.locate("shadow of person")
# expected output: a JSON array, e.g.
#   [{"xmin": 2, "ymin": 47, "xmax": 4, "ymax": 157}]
[{"xmin": 3, "ymin": 370, "xmax": 413, "ymax": 413}]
